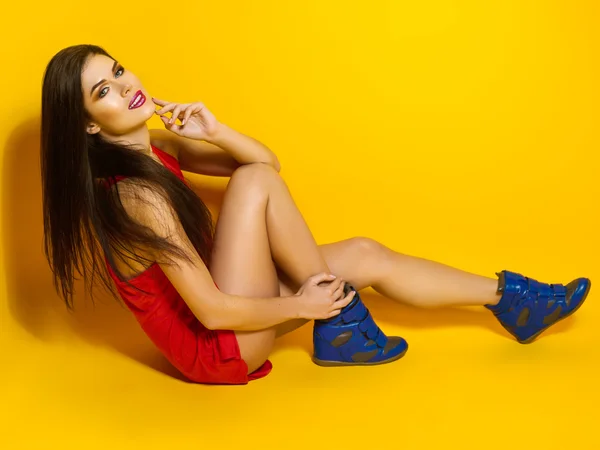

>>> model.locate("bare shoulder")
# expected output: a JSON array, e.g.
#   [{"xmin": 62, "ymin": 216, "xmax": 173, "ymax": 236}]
[
  {"xmin": 149, "ymin": 129, "xmax": 181, "ymax": 160},
  {"xmin": 109, "ymin": 179, "xmax": 175, "ymax": 275},
  {"xmin": 115, "ymin": 178, "xmax": 198, "ymax": 266},
  {"xmin": 115, "ymin": 179, "xmax": 175, "ymax": 238}
]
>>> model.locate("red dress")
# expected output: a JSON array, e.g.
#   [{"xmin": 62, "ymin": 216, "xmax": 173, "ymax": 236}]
[{"xmin": 104, "ymin": 144, "xmax": 272, "ymax": 384}]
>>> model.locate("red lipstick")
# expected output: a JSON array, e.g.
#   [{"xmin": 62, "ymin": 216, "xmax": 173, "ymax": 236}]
[{"xmin": 129, "ymin": 90, "xmax": 146, "ymax": 109}]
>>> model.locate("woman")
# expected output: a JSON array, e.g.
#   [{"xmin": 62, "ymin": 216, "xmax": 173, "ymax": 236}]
[{"xmin": 40, "ymin": 44, "xmax": 592, "ymax": 385}]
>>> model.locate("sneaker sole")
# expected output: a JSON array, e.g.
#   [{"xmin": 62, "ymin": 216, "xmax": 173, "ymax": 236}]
[
  {"xmin": 519, "ymin": 279, "xmax": 592, "ymax": 344},
  {"xmin": 311, "ymin": 345, "xmax": 408, "ymax": 367}
]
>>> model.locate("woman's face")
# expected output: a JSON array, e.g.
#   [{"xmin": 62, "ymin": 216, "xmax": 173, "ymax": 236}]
[{"xmin": 81, "ymin": 54, "xmax": 155, "ymax": 137}]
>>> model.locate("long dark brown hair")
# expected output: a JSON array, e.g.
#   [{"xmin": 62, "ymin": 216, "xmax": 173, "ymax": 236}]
[{"xmin": 41, "ymin": 44, "xmax": 214, "ymax": 309}]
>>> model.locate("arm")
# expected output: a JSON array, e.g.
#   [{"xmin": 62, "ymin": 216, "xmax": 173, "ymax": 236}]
[
  {"xmin": 204, "ymin": 123, "xmax": 280, "ymax": 172},
  {"xmin": 151, "ymin": 99, "xmax": 280, "ymax": 177},
  {"xmin": 118, "ymin": 181, "xmax": 349, "ymax": 331},
  {"xmin": 150, "ymin": 128, "xmax": 241, "ymax": 177}
]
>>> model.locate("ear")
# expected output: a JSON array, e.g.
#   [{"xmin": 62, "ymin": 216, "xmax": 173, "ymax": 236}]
[{"xmin": 86, "ymin": 122, "xmax": 101, "ymax": 135}]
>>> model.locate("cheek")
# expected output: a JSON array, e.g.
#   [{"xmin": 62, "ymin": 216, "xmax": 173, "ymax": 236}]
[
  {"xmin": 93, "ymin": 96, "xmax": 127, "ymax": 124},
  {"xmin": 104, "ymin": 95, "xmax": 127, "ymax": 114}
]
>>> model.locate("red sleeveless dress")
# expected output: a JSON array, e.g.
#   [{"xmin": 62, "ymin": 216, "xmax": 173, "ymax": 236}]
[{"xmin": 104, "ymin": 144, "xmax": 272, "ymax": 384}]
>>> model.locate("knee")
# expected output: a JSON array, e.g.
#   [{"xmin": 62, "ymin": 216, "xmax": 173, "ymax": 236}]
[
  {"xmin": 229, "ymin": 163, "xmax": 281, "ymax": 196},
  {"xmin": 348, "ymin": 237, "xmax": 387, "ymax": 259},
  {"xmin": 231, "ymin": 163, "xmax": 280, "ymax": 186}
]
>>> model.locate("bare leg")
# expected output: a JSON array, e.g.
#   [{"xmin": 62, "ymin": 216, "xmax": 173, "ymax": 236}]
[
  {"xmin": 209, "ymin": 164, "xmax": 332, "ymax": 373},
  {"xmin": 274, "ymin": 238, "xmax": 502, "ymax": 337},
  {"xmin": 211, "ymin": 164, "xmax": 502, "ymax": 370},
  {"xmin": 209, "ymin": 161, "xmax": 585, "ymax": 357},
  {"xmin": 316, "ymin": 238, "xmax": 501, "ymax": 308}
]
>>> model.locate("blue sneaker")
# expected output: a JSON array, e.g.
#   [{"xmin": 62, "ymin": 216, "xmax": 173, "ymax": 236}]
[
  {"xmin": 486, "ymin": 270, "xmax": 592, "ymax": 344},
  {"xmin": 312, "ymin": 283, "xmax": 408, "ymax": 366}
]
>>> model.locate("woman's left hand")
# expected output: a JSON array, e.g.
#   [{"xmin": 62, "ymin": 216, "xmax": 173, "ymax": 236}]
[{"xmin": 152, "ymin": 98, "xmax": 221, "ymax": 141}]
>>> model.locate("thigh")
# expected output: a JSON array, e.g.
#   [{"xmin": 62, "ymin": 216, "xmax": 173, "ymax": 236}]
[
  {"xmin": 209, "ymin": 166, "xmax": 280, "ymax": 373},
  {"xmin": 210, "ymin": 170, "xmax": 279, "ymax": 296}
]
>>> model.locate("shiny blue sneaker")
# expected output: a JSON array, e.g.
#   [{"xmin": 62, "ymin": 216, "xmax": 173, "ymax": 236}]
[
  {"xmin": 312, "ymin": 283, "xmax": 408, "ymax": 366},
  {"xmin": 486, "ymin": 270, "xmax": 592, "ymax": 344}
]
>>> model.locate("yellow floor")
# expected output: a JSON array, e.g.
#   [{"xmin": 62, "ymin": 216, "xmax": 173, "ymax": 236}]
[{"xmin": 2, "ymin": 268, "xmax": 598, "ymax": 449}]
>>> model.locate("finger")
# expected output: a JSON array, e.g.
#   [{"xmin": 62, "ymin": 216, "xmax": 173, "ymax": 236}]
[
  {"xmin": 152, "ymin": 97, "xmax": 170, "ymax": 106},
  {"xmin": 193, "ymin": 102, "xmax": 206, "ymax": 114},
  {"xmin": 333, "ymin": 290, "xmax": 355, "ymax": 310},
  {"xmin": 175, "ymin": 104, "xmax": 191, "ymax": 118},
  {"xmin": 332, "ymin": 280, "xmax": 345, "ymax": 300},
  {"xmin": 155, "ymin": 103, "xmax": 177, "ymax": 115},
  {"xmin": 169, "ymin": 105, "xmax": 183, "ymax": 124},
  {"xmin": 181, "ymin": 105, "xmax": 194, "ymax": 126},
  {"xmin": 160, "ymin": 115, "xmax": 181, "ymax": 134},
  {"xmin": 325, "ymin": 277, "xmax": 343, "ymax": 296},
  {"xmin": 310, "ymin": 272, "xmax": 336, "ymax": 285},
  {"xmin": 160, "ymin": 115, "xmax": 172, "ymax": 128},
  {"xmin": 327, "ymin": 309, "xmax": 342, "ymax": 319}
]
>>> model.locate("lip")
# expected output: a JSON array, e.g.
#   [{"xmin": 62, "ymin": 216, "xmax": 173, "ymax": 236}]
[{"xmin": 129, "ymin": 90, "xmax": 146, "ymax": 109}]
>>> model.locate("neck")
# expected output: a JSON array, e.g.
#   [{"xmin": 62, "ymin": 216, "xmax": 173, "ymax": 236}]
[{"xmin": 100, "ymin": 124, "xmax": 152, "ymax": 154}]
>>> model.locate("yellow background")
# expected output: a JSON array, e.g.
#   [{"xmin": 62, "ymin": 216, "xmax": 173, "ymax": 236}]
[{"xmin": 1, "ymin": 1, "xmax": 599, "ymax": 449}]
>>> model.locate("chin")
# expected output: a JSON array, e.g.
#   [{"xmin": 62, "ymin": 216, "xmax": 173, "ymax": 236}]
[{"xmin": 136, "ymin": 100, "xmax": 156, "ymax": 122}]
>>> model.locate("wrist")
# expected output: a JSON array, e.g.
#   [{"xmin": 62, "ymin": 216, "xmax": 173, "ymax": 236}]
[
  {"xmin": 204, "ymin": 122, "xmax": 231, "ymax": 144},
  {"xmin": 288, "ymin": 294, "xmax": 303, "ymax": 320}
]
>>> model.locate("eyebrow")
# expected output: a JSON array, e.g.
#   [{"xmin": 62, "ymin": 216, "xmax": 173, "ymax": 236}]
[{"xmin": 90, "ymin": 60, "xmax": 119, "ymax": 97}]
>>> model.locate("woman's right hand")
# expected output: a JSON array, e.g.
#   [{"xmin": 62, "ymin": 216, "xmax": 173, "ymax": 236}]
[{"xmin": 295, "ymin": 273, "xmax": 356, "ymax": 320}]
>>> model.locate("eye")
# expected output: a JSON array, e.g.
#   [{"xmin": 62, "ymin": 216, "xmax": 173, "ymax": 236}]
[{"xmin": 98, "ymin": 66, "xmax": 125, "ymax": 99}]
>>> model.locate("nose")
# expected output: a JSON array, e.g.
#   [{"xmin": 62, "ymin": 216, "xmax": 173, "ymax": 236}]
[{"xmin": 121, "ymin": 83, "xmax": 133, "ymax": 97}]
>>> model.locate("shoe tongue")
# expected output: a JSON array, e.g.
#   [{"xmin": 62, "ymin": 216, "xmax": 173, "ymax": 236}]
[
  {"xmin": 485, "ymin": 271, "xmax": 510, "ymax": 312},
  {"xmin": 343, "ymin": 282, "xmax": 353, "ymax": 296},
  {"xmin": 342, "ymin": 283, "xmax": 359, "ymax": 312},
  {"xmin": 497, "ymin": 271, "xmax": 506, "ymax": 293}
]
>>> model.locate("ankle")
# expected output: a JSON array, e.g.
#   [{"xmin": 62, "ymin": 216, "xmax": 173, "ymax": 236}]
[
  {"xmin": 487, "ymin": 292, "xmax": 502, "ymax": 307},
  {"xmin": 484, "ymin": 272, "xmax": 505, "ymax": 308}
]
